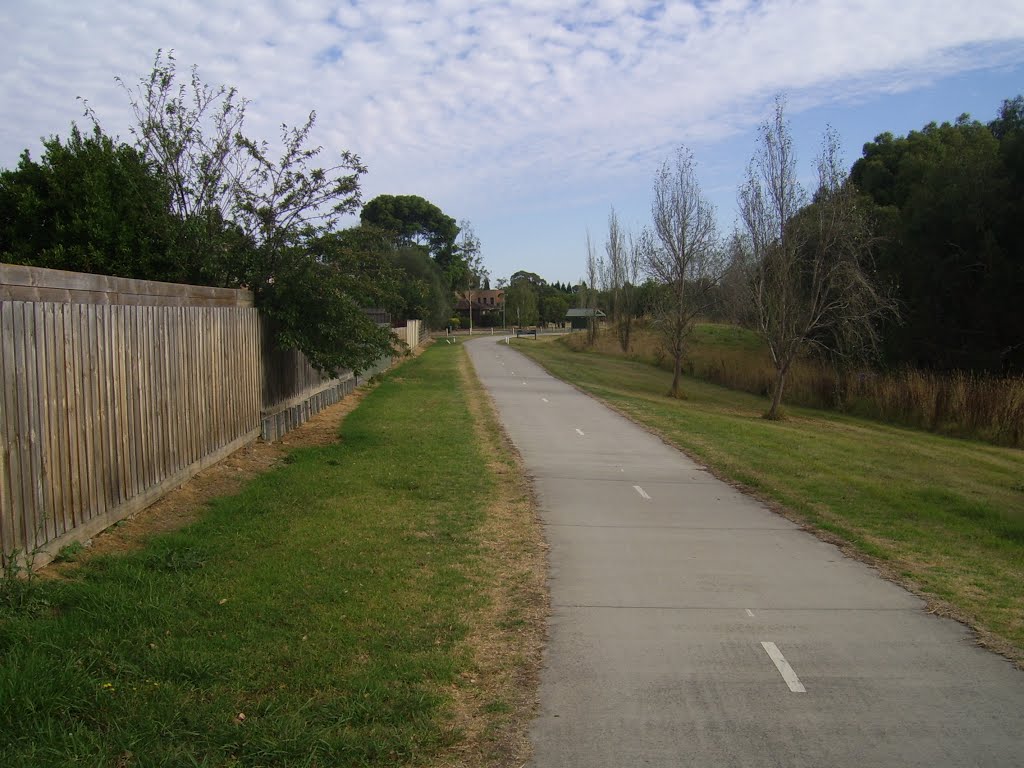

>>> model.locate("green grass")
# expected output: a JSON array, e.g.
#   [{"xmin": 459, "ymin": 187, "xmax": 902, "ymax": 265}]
[
  {"xmin": 689, "ymin": 322, "xmax": 764, "ymax": 352},
  {"xmin": 0, "ymin": 342, "xmax": 497, "ymax": 767},
  {"xmin": 574, "ymin": 322, "xmax": 1024, "ymax": 447},
  {"xmin": 514, "ymin": 336, "xmax": 1024, "ymax": 656}
]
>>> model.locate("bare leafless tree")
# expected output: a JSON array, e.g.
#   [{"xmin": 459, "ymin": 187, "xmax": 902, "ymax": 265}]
[
  {"xmin": 645, "ymin": 146, "xmax": 725, "ymax": 398},
  {"xmin": 456, "ymin": 219, "xmax": 488, "ymax": 289},
  {"xmin": 584, "ymin": 230, "xmax": 602, "ymax": 345},
  {"xmin": 740, "ymin": 98, "xmax": 897, "ymax": 419},
  {"xmin": 80, "ymin": 50, "xmax": 253, "ymax": 283},
  {"xmin": 111, "ymin": 50, "xmax": 250, "ymax": 224},
  {"xmin": 717, "ymin": 229, "xmax": 757, "ymax": 326},
  {"xmin": 604, "ymin": 206, "xmax": 641, "ymax": 352}
]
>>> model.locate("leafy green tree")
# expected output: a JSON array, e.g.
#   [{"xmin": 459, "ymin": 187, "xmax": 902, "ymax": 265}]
[
  {"xmin": 989, "ymin": 96, "xmax": 1024, "ymax": 141},
  {"xmin": 6, "ymin": 51, "xmax": 401, "ymax": 375},
  {"xmin": 361, "ymin": 194, "xmax": 458, "ymax": 259},
  {"xmin": 332, "ymin": 223, "xmax": 453, "ymax": 329},
  {"xmin": 126, "ymin": 55, "xmax": 396, "ymax": 373},
  {"xmin": 852, "ymin": 109, "xmax": 1020, "ymax": 372},
  {"xmin": 392, "ymin": 245, "xmax": 453, "ymax": 328},
  {"xmin": 233, "ymin": 112, "xmax": 366, "ymax": 285},
  {"xmin": 263, "ymin": 232, "xmax": 398, "ymax": 373},
  {"xmin": 992, "ymin": 99, "xmax": 1024, "ymax": 372},
  {"xmin": 541, "ymin": 294, "xmax": 569, "ymax": 325},
  {"xmin": 505, "ymin": 279, "xmax": 539, "ymax": 326},
  {"xmin": 0, "ymin": 124, "xmax": 185, "ymax": 280},
  {"xmin": 219, "ymin": 111, "xmax": 389, "ymax": 372},
  {"xmin": 357, "ymin": 194, "xmax": 481, "ymax": 297},
  {"xmin": 510, "ymin": 270, "xmax": 546, "ymax": 289}
]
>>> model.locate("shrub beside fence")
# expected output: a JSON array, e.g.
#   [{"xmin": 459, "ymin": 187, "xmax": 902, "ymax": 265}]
[
  {"xmin": 259, "ymin": 323, "xmax": 355, "ymax": 442},
  {"xmin": 0, "ymin": 264, "xmax": 414, "ymax": 569},
  {"xmin": 259, "ymin": 316, "xmax": 423, "ymax": 441}
]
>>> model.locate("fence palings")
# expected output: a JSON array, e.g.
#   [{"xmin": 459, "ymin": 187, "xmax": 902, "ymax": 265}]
[
  {"xmin": 0, "ymin": 265, "xmax": 260, "ymax": 567},
  {"xmin": 0, "ymin": 264, "xmax": 414, "ymax": 568}
]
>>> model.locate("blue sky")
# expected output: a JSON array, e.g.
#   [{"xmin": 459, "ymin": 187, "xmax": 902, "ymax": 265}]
[{"xmin": 2, "ymin": 1, "xmax": 1023, "ymax": 286}]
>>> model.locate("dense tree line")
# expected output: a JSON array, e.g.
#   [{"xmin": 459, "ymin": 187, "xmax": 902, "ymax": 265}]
[
  {"xmin": 488, "ymin": 270, "xmax": 577, "ymax": 328},
  {"xmin": 564, "ymin": 94, "xmax": 1024, "ymax": 407},
  {"xmin": 851, "ymin": 97, "xmax": 1024, "ymax": 373},
  {"xmin": 0, "ymin": 51, "xmax": 483, "ymax": 372}
]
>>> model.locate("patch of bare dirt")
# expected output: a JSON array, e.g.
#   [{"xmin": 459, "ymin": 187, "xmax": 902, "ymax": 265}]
[{"xmin": 433, "ymin": 350, "xmax": 549, "ymax": 768}]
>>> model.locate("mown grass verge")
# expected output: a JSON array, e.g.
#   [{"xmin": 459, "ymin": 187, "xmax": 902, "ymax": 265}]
[
  {"xmin": 513, "ymin": 336, "xmax": 1024, "ymax": 662},
  {"xmin": 571, "ymin": 323, "xmax": 1024, "ymax": 447},
  {"xmin": 0, "ymin": 341, "xmax": 544, "ymax": 767}
]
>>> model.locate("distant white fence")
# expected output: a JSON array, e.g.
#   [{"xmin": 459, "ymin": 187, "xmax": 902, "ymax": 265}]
[{"xmin": 393, "ymin": 319, "xmax": 427, "ymax": 350}]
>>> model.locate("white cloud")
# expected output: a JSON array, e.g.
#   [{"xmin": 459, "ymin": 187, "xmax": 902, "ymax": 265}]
[{"xmin": 2, "ymin": 0, "xmax": 1023, "ymax": 278}]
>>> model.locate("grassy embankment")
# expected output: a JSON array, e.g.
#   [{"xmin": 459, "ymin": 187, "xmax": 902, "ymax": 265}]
[
  {"xmin": 0, "ymin": 341, "xmax": 544, "ymax": 767},
  {"xmin": 575, "ymin": 322, "xmax": 1024, "ymax": 447},
  {"xmin": 514, "ymin": 335, "xmax": 1024, "ymax": 661}
]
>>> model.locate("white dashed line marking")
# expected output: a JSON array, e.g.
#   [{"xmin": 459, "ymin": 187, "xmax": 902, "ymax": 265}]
[
  {"xmin": 761, "ymin": 642, "xmax": 806, "ymax": 693},
  {"xmin": 541, "ymin": 397, "xmax": 549, "ymax": 403},
  {"xmin": 633, "ymin": 485, "xmax": 651, "ymax": 500},
  {"xmin": 522, "ymin": 381, "xmax": 528, "ymax": 385},
  {"xmin": 575, "ymin": 428, "xmax": 585, "ymax": 436},
  {"xmin": 746, "ymin": 609, "xmax": 755, "ymax": 618}
]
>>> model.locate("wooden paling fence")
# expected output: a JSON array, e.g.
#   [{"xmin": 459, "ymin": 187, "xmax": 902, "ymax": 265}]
[
  {"xmin": 259, "ymin": 314, "xmax": 403, "ymax": 441},
  {"xmin": 259, "ymin": 330, "xmax": 358, "ymax": 442},
  {"xmin": 0, "ymin": 264, "xmax": 404, "ymax": 569}
]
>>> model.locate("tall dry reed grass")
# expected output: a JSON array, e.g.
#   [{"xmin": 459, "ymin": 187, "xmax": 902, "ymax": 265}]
[
  {"xmin": 565, "ymin": 325, "xmax": 1024, "ymax": 448},
  {"xmin": 847, "ymin": 369, "xmax": 1024, "ymax": 447}
]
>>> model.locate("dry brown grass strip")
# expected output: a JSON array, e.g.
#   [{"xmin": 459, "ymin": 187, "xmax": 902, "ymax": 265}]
[{"xmin": 430, "ymin": 348, "xmax": 549, "ymax": 768}]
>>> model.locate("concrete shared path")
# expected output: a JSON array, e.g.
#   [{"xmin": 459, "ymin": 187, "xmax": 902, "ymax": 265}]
[{"xmin": 466, "ymin": 337, "xmax": 1024, "ymax": 768}]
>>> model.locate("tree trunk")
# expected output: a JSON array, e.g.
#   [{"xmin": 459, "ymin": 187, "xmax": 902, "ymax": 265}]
[
  {"xmin": 767, "ymin": 367, "xmax": 787, "ymax": 419},
  {"xmin": 669, "ymin": 350, "xmax": 683, "ymax": 398},
  {"xmin": 618, "ymin": 317, "xmax": 631, "ymax": 353}
]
